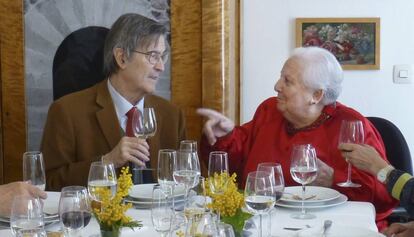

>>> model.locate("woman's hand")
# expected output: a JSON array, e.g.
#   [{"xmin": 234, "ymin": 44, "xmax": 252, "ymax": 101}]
[
  {"xmin": 197, "ymin": 108, "xmax": 235, "ymax": 145},
  {"xmin": 383, "ymin": 222, "xmax": 414, "ymax": 237},
  {"xmin": 338, "ymin": 143, "xmax": 388, "ymax": 176},
  {"xmin": 310, "ymin": 158, "xmax": 334, "ymax": 187}
]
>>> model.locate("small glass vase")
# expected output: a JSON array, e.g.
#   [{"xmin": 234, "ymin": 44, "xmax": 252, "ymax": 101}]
[{"xmin": 100, "ymin": 228, "xmax": 121, "ymax": 237}]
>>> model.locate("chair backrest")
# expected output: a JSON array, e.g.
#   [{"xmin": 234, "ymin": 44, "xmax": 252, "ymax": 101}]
[
  {"xmin": 53, "ymin": 26, "xmax": 109, "ymax": 100},
  {"xmin": 367, "ymin": 117, "xmax": 413, "ymax": 175}
]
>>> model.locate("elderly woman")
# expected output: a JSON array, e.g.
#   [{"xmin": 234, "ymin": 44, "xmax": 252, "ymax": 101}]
[{"xmin": 198, "ymin": 47, "xmax": 397, "ymax": 229}]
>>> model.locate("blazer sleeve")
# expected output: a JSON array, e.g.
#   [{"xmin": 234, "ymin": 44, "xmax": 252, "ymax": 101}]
[{"xmin": 41, "ymin": 101, "xmax": 95, "ymax": 191}]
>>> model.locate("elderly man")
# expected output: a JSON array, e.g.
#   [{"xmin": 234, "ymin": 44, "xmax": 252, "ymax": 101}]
[
  {"xmin": 42, "ymin": 13, "xmax": 186, "ymax": 190},
  {"xmin": 0, "ymin": 182, "xmax": 47, "ymax": 216}
]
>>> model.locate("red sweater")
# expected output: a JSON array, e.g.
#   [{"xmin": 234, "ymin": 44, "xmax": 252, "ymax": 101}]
[{"xmin": 202, "ymin": 97, "xmax": 397, "ymax": 229}]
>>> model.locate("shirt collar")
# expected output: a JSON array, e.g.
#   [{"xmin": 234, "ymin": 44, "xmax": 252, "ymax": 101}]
[{"xmin": 107, "ymin": 79, "xmax": 144, "ymax": 119}]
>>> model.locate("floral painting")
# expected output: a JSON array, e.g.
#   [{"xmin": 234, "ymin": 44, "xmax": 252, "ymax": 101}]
[{"xmin": 296, "ymin": 18, "xmax": 380, "ymax": 70}]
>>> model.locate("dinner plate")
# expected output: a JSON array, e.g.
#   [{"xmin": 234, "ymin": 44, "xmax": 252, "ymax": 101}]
[
  {"xmin": 276, "ymin": 193, "xmax": 347, "ymax": 209},
  {"xmin": 297, "ymin": 225, "xmax": 384, "ymax": 237},
  {"xmin": 128, "ymin": 183, "xmax": 186, "ymax": 201},
  {"xmin": 281, "ymin": 186, "xmax": 341, "ymax": 203}
]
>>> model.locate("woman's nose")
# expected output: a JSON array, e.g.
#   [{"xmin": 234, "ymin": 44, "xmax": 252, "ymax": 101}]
[{"xmin": 274, "ymin": 79, "xmax": 281, "ymax": 92}]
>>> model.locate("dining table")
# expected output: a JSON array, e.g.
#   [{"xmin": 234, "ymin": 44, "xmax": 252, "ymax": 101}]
[{"xmin": 0, "ymin": 190, "xmax": 381, "ymax": 237}]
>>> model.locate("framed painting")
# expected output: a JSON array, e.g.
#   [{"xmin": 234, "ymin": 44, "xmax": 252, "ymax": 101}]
[{"xmin": 296, "ymin": 18, "xmax": 380, "ymax": 70}]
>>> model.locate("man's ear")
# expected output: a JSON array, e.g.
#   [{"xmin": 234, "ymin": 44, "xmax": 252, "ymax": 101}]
[
  {"xmin": 113, "ymin": 48, "xmax": 127, "ymax": 69},
  {"xmin": 312, "ymin": 89, "xmax": 324, "ymax": 104}
]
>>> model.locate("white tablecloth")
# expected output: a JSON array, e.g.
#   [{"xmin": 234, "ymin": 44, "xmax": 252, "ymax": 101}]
[{"xmin": 0, "ymin": 201, "xmax": 378, "ymax": 236}]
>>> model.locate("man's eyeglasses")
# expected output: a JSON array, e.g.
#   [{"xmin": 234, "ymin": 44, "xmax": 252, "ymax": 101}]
[{"xmin": 132, "ymin": 50, "xmax": 169, "ymax": 65}]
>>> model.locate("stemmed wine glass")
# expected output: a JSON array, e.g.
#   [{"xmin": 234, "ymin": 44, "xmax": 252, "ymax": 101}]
[
  {"xmin": 244, "ymin": 171, "xmax": 276, "ymax": 237},
  {"xmin": 87, "ymin": 161, "xmax": 117, "ymax": 210},
  {"xmin": 290, "ymin": 144, "xmax": 318, "ymax": 219},
  {"xmin": 59, "ymin": 186, "xmax": 91, "ymax": 237},
  {"xmin": 132, "ymin": 107, "xmax": 157, "ymax": 139},
  {"xmin": 257, "ymin": 162, "xmax": 284, "ymax": 233},
  {"xmin": 132, "ymin": 107, "xmax": 157, "ymax": 171},
  {"xmin": 337, "ymin": 120, "xmax": 364, "ymax": 188},
  {"xmin": 23, "ymin": 151, "xmax": 46, "ymax": 191},
  {"xmin": 10, "ymin": 195, "xmax": 46, "ymax": 237},
  {"xmin": 152, "ymin": 185, "xmax": 174, "ymax": 237},
  {"xmin": 158, "ymin": 149, "xmax": 177, "ymax": 193},
  {"xmin": 208, "ymin": 151, "xmax": 229, "ymax": 222},
  {"xmin": 179, "ymin": 140, "xmax": 198, "ymax": 153},
  {"xmin": 173, "ymin": 141, "xmax": 201, "ymax": 209}
]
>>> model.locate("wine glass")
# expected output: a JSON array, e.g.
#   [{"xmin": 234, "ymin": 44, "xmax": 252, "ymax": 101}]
[
  {"xmin": 152, "ymin": 185, "xmax": 174, "ymax": 237},
  {"xmin": 257, "ymin": 162, "xmax": 284, "ymax": 234},
  {"xmin": 22, "ymin": 151, "xmax": 46, "ymax": 191},
  {"xmin": 59, "ymin": 186, "xmax": 91, "ymax": 237},
  {"xmin": 179, "ymin": 140, "xmax": 198, "ymax": 152},
  {"xmin": 173, "ymin": 148, "xmax": 201, "ymax": 209},
  {"xmin": 244, "ymin": 171, "xmax": 276, "ymax": 237},
  {"xmin": 87, "ymin": 161, "xmax": 117, "ymax": 209},
  {"xmin": 131, "ymin": 107, "xmax": 157, "ymax": 182},
  {"xmin": 208, "ymin": 151, "xmax": 229, "ymax": 221},
  {"xmin": 10, "ymin": 195, "xmax": 46, "ymax": 237},
  {"xmin": 337, "ymin": 120, "xmax": 364, "ymax": 188},
  {"xmin": 290, "ymin": 144, "xmax": 318, "ymax": 219},
  {"xmin": 132, "ymin": 107, "xmax": 157, "ymax": 139}
]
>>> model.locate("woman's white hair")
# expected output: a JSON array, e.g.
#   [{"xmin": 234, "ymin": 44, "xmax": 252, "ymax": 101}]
[{"xmin": 290, "ymin": 47, "xmax": 343, "ymax": 105}]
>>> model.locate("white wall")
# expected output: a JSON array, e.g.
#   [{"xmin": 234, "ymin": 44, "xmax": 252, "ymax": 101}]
[{"xmin": 241, "ymin": 0, "xmax": 414, "ymax": 160}]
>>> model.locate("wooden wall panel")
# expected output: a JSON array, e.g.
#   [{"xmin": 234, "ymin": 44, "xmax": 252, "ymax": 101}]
[
  {"xmin": 0, "ymin": 0, "xmax": 25, "ymax": 183},
  {"xmin": 171, "ymin": 0, "xmax": 240, "ymax": 142},
  {"xmin": 171, "ymin": 0, "xmax": 203, "ymax": 141},
  {"xmin": 202, "ymin": 0, "xmax": 239, "ymax": 124},
  {"xmin": 0, "ymin": 31, "xmax": 3, "ymax": 184}
]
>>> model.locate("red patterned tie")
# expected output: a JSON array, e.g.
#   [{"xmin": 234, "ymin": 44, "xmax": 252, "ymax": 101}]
[{"xmin": 125, "ymin": 107, "xmax": 137, "ymax": 137}]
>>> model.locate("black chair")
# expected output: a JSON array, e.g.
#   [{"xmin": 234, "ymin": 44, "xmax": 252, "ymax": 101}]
[
  {"xmin": 53, "ymin": 26, "xmax": 109, "ymax": 100},
  {"xmin": 367, "ymin": 116, "xmax": 413, "ymax": 223}
]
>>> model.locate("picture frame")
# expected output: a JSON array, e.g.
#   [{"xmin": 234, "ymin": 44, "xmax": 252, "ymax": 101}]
[{"xmin": 296, "ymin": 18, "xmax": 380, "ymax": 70}]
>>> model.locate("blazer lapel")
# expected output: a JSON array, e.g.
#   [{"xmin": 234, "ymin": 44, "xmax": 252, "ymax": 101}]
[{"xmin": 95, "ymin": 80, "xmax": 122, "ymax": 149}]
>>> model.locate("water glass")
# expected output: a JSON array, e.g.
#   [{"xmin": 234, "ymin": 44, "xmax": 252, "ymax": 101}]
[
  {"xmin": 87, "ymin": 161, "xmax": 117, "ymax": 206},
  {"xmin": 290, "ymin": 144, "xmax": 318, "ymax": 219},
  {"xmin": 23, "ymin": 151, "xmax": 46, "ymax": 191},
  {"xmin": 244, "ymin": 171, "xmax": 275, "ymax": 237},
  {"xmin": 152, "ymin": 185, "xmax": 174, "ymax": 237},
  {"xmin": 10, "ymin": 195, "xmax": 46, "ymax": 237},
  {"xmin": 59, "ymin": 186, "xmax": 91, "ymax": 237}
]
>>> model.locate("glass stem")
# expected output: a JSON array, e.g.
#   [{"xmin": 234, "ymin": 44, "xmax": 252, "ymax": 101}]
[
  {"xmin": 301, "ymin": 184, "xmax": 306, "ymax": 216},
  {"xmin": 259, "ymin": 214, "xmax": 263, "ymax": 237},
  {"xmin": 347, "ymin": 162, "xmax": 352, "ymax": 183}
]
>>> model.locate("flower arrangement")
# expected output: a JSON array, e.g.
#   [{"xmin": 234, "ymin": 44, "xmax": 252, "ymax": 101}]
[
  {"xmin": 92, "ymin": 167, "xmax": 141, "ymax": 237},
  {"xmin": 205, "ymin": 173, "xmax": 252, "ymax": 237}
]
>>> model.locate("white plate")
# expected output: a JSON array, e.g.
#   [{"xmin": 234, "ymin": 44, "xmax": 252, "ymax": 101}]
[
  {"xmin": 281, "ymin": 186, "xmax": 341, "ymax": 203},
  {"xmin": 128, "ymin": 183, "xmax": 186, "ymax": 201},
  {"xmin": 297, "ymin": 225, "xmax": 384, "ymax": 237},
  {"xmin": 276, "ymin": 194, "xmax": 347, "ymax": 209}
]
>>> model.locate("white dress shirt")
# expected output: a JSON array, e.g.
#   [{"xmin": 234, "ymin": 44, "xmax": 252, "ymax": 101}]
[{"xmin": 107, "ymin": 79, "xmax": 144, "ymax": 133}]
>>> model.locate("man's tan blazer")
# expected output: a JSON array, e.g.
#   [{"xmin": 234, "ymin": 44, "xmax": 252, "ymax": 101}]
[{"xmin": 41, "ymin": 80, "xmax": 186, "ymax": 191}]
